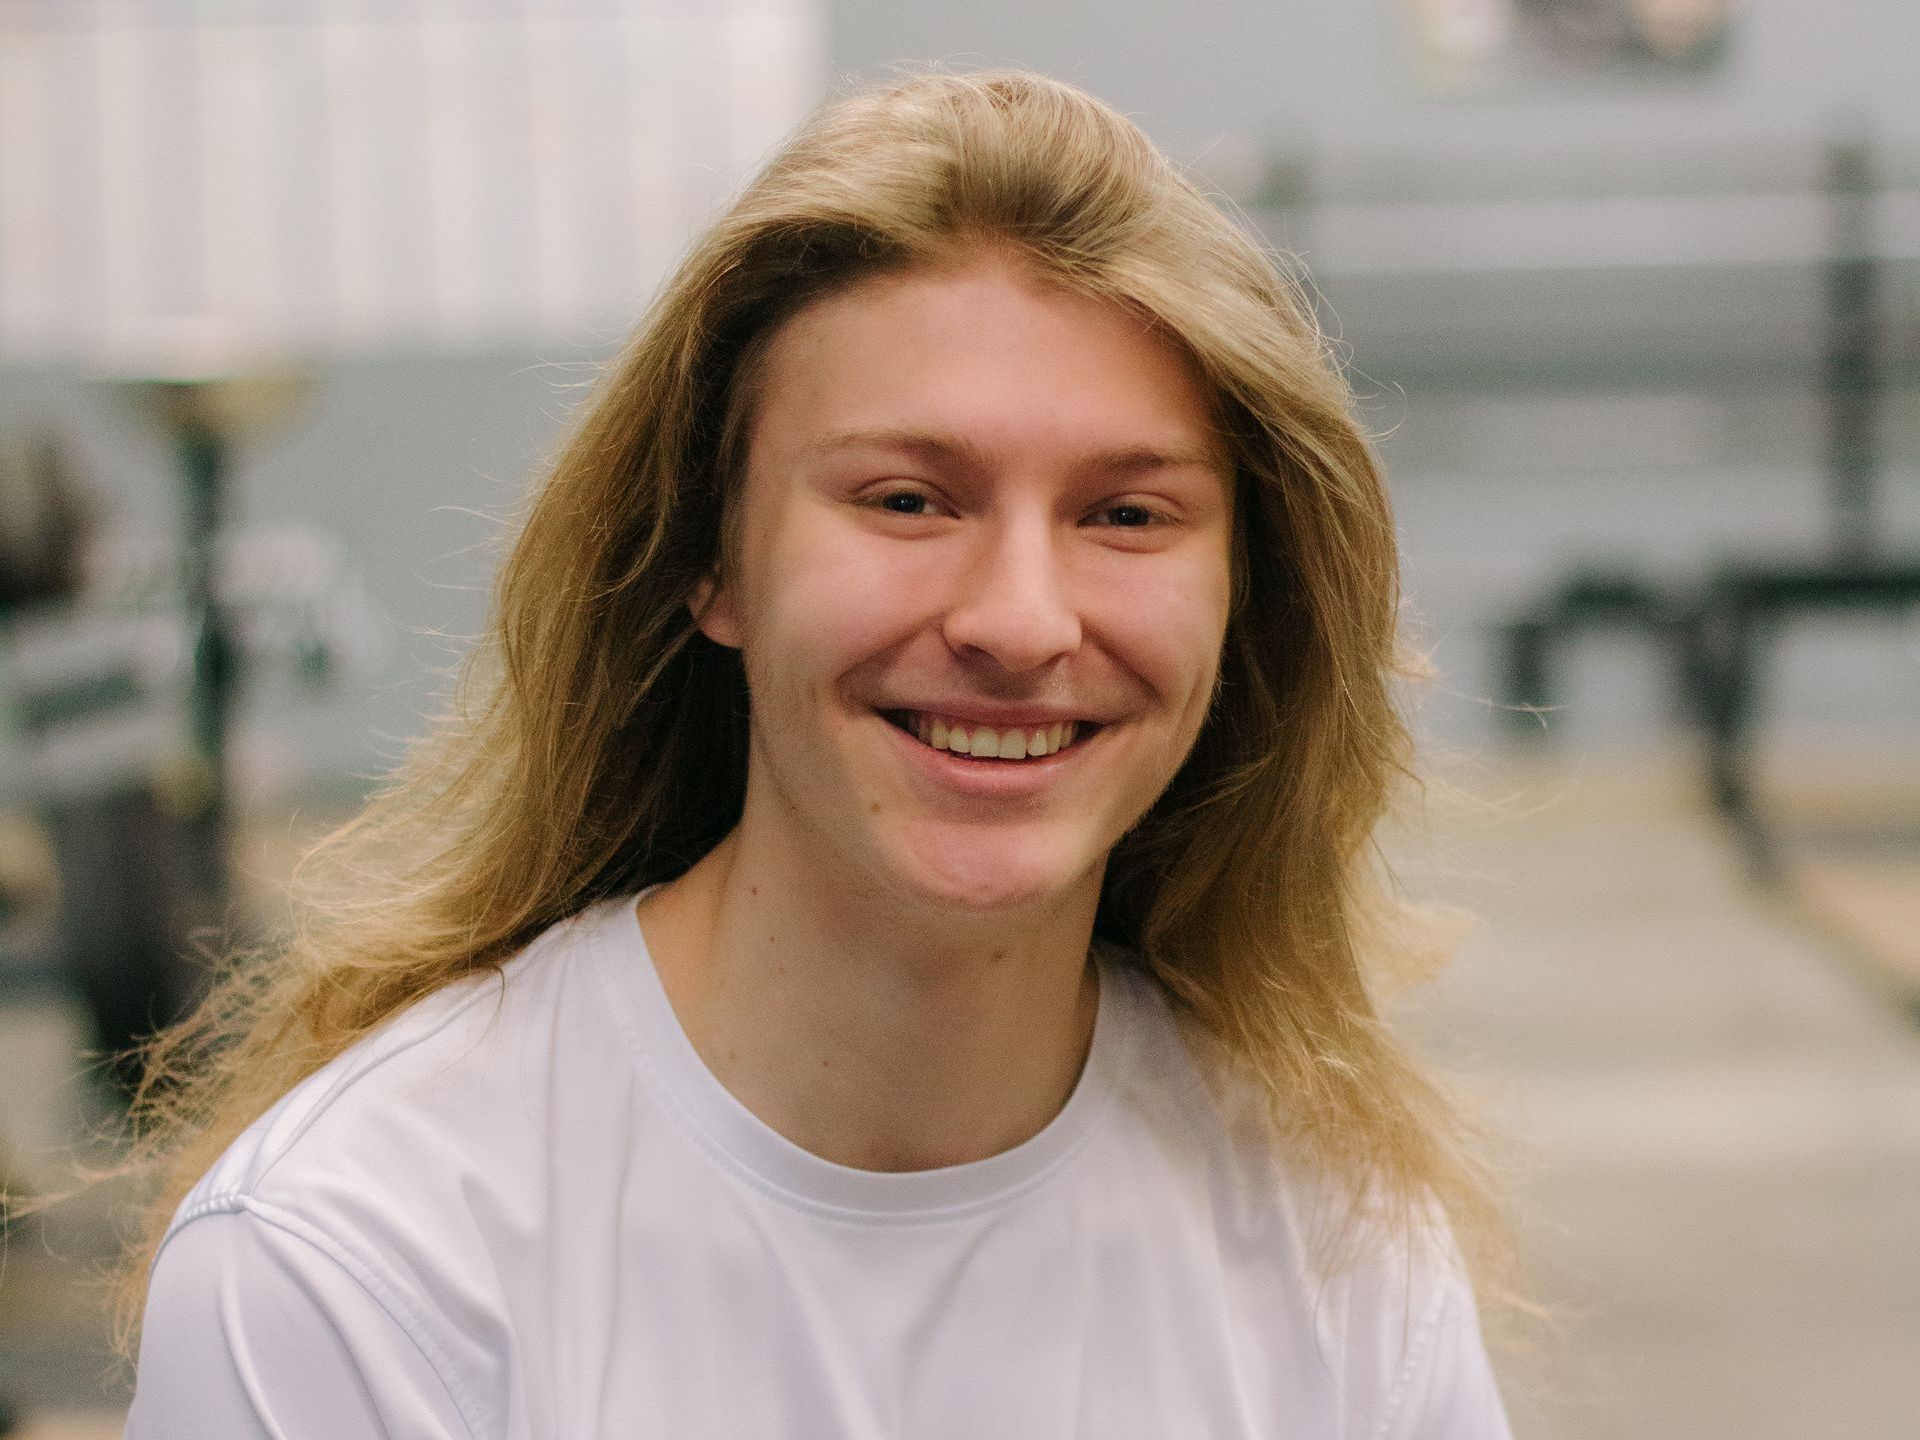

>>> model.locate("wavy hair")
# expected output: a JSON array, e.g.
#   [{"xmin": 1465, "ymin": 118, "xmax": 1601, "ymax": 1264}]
[{"xmin": 113, "ymin": 69, "xmax": 1509, "ymax": 1344}]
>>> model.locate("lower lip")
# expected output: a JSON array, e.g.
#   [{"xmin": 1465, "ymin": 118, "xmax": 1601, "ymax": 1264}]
[{"xmin": 880, "ymin": 716, "xmax": 1094, "ymax": 800}]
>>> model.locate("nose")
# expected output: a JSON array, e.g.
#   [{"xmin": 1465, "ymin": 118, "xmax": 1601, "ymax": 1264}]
[{"xmin": 940, "ymin": 512, "xmax": 1082, "ymax": 674}]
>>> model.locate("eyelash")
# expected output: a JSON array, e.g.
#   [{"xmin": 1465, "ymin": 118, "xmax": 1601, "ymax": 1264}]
[{"xmin": 867, "ymin": 487, "xmax": 1169, "ymax": 529}]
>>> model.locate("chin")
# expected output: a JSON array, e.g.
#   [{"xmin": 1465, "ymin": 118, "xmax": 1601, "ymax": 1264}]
[{"xmin": 881, "ymin": 828, "xmax": 1101, "ymax": 921}]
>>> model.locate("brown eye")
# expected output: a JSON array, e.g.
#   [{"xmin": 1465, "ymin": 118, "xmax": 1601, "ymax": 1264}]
[
  {"xmin": 1096, "ymin": 504, "xmax": 1155, "ymax": 528},
  {"xmin": 881, "ymin": 492, "xmax": 929, "ymax": 515}
]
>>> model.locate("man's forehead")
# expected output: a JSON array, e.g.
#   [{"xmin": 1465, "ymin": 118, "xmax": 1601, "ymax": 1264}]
[
  {"xmin": 738, "ymin": 255, "xmax": 1235, "ymax": 481},
  {"xmin": 799, "ymin": 425, "xmax": 1228, "ymax": 479}
]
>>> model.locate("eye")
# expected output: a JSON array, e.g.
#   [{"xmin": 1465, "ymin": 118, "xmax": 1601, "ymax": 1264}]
[
  {"xmin": 860, "ymin": 483, "xmax": 952, "ymax": 519},
  {"xmin": 1087, "ymin": 502, "xmax": 1162, "ymax": 529}
]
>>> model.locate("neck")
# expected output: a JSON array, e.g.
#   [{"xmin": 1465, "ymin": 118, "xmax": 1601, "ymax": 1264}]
[{"xmin": 638, "ymin": 828, "xmax": 1103, "ymax": 1172}]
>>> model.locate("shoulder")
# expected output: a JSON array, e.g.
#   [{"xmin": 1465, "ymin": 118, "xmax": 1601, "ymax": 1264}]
[
  {"xmin": 141, "ymin": 898, "xmax": 648, "ymax": 1433},
  {"xmin": 151, "ymin": 899, "xmax": 643, "ymax": 1372},
  {"xmin": 128, "ymin": 1206, "xmax": 479, "ymax": 1438},
  {"xmin": 1096, "ymin": 951, "xmax": 1510, "ymax": 1438},
  {"xmin": 177, "ymin": 896, "xmax": 633, "ymax": 1224},
  {"xmin": 1307, "ymin": 1214, "xmax": 1508, "ymax": 1439}
]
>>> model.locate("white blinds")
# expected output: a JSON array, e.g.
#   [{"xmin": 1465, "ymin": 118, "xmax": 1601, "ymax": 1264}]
[{"xmin": 0, "ymin": 0, "xmax": 824, "ymax": 367}]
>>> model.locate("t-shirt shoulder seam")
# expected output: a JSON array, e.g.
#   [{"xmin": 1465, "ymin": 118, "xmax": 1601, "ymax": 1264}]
[
  {"xmin": 1369, "ymin": 1272, "xmax": 1456, "ymax": 1440},
  {"xmin": 244, "ymin": 963, "xmax": 523, "ymax": 1195},
  {"xmin": 158, "ymin": 1194, "xmax": 487, "ymax": 1440}
]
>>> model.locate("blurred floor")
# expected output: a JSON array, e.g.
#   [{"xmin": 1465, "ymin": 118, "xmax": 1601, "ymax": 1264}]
[
  {"xmin": 1411, "ymin": 743, "xmax": 1920, "ymax": 1439},
  {"xmin": 2, "ymin": 1418, "xmax": 121, "ymax": 1440},
  {"xmin": 0, "ymin": 746, "xmax": 1916, "ymax": 1437}
]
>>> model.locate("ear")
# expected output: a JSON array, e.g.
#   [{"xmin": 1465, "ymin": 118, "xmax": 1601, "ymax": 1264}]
[{"xmin": 690, "ymin": 572, "xmax": 743, "ymax": 649}]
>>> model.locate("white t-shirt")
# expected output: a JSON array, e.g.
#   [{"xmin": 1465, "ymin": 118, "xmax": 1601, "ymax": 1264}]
[{"xmin": 125, "ymin": 896, "xmax": 1511, "ymax": 1439}]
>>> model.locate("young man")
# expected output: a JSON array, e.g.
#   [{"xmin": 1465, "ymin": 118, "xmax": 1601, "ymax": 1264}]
[{"xmin": 123, "ymin": 72, "xmax": 1513, "ymax": 1437}]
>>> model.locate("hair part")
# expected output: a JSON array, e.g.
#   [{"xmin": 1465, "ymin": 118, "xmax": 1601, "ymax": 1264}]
[{"xmin": 107, "ymin": 67, "xmax": 1515, "ymax": 1349}]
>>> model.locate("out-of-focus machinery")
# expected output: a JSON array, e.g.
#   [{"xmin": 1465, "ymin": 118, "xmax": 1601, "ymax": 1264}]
[
  {"xmin": 0, "ymin": 409, "xmax": 378, "ymax": 1092},
  {"xmin": 1492, "ymin": 137, "xmax": 1920, "ymax": 877}
]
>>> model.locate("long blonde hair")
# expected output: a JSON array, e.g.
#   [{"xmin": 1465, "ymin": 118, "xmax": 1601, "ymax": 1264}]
[{"xmin": 116, "ymin": 69, "xmax": 1507, "ymax": 1344}]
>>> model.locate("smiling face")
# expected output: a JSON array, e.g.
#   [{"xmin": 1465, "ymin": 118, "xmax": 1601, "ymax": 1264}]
[{"xmin": 693, "ymin": 252, "xmax": 1235, "ymax": 921}]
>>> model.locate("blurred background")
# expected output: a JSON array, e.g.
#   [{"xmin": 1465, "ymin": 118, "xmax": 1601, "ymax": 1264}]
[{"xmin": 1, "ymin": 1, "xmax": 1916, "ymax": 1436}]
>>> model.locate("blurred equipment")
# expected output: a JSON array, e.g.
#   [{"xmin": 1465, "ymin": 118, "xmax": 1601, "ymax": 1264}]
[
  {"xmin": 1398, "ymin": 0, "xmax": 1741, "ymax": 94},
  {"xmin": 1, "ymin": 424, "xmax": 377, "ymax": 1086},
  {"xmin": 1491, "ymin": 136, "xmax": 1920, "ymax": 876},
  {"xmin": 0, "ymin": 433, "xmax": 87, "ymax": 610}
]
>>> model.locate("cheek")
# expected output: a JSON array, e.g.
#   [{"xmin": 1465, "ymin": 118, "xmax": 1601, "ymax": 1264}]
[
  {"xmin": 744, "ymin": 514, "xmax": 936, "ymax": 671},
  {"xmin": 1095, "ymin": 556, "xmax": 1233, "ymax": 699}
]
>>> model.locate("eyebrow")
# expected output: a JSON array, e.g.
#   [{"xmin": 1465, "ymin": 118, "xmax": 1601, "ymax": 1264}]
[{"xmin": 801, "ymin": 426, "xmax": 1225, "ymax": 478}]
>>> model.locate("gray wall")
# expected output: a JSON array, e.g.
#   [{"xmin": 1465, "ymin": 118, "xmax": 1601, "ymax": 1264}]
[{"xmin": 831, "ymin": 0, "xmax": 1920, "ymax": 160}]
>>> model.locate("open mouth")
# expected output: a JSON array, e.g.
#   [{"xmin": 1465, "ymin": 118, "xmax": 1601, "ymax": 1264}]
[{"xmin": 881, "ymin": 709, "xmax": 1101, "ymax": 762}]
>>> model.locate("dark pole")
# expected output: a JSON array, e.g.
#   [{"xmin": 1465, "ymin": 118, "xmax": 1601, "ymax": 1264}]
[
  {"xmin": 1825, "ymin": 135, "xmax": 1881, "ymax": 565},
  {"xmin": 170, "ymin": 387, "xmax": 236, "ymax": 911}
]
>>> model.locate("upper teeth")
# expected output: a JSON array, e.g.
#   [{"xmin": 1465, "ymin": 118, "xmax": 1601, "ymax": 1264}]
[{"xmin": 910, "ymin": 713, "xmax": 1077, "ymax": 759}]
